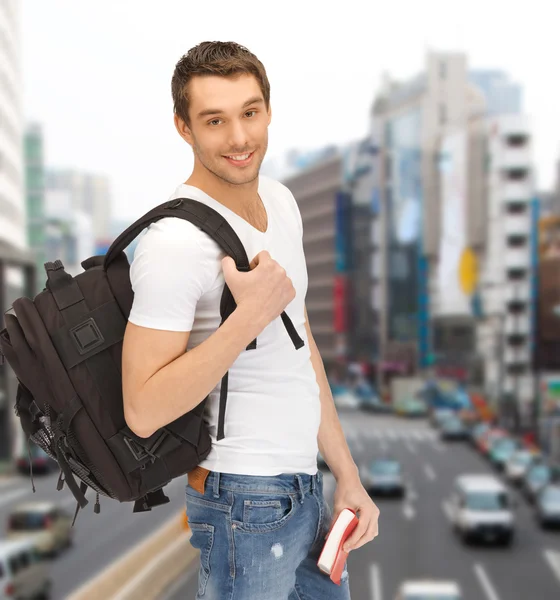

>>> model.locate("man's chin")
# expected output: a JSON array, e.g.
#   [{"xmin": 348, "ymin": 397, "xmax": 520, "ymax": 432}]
[{"xmin": 217, "ymin": 168, "xmax": 260, "ymax": 186}]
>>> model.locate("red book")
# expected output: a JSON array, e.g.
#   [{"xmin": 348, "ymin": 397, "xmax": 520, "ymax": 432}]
[{"xmin": 317, "ymin": 508, "xmax": 359, "ymax": 585}]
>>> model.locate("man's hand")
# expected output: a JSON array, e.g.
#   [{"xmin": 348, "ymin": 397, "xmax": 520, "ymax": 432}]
[{"xmin": 333, "ymin": 475, "xmax": 380, "ymax": 552}]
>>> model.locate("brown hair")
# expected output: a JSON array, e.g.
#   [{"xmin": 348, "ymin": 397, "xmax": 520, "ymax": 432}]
[{"xmin": 171, "ymin": 41, "xmax": 271, "ymax": 128}]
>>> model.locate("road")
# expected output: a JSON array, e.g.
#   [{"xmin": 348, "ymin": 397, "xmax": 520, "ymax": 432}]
[
  {"xmin": 0, "ymin": 465, "xmax": 189, "ymax": 599},
  {"xmin": 160, "ymin": 412, "xmax": 560, "ymax": 600}
]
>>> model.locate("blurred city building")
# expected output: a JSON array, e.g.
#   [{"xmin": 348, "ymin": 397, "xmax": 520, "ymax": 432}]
[
  {"xmin": 535, "ymin": 215, "xmax": 560, "ymax": 460},
  {"xmin": 0, "ymin": 1, "xmax": 35, "ymax": 462},
  {"xmin": 45, "ymin": 169, "xmax": 112, "ymax": 251},
  {"xmin": 24, "ymin": 122, "xmax": 46, "ymax": 293},
  {"xmin": 44, "ymin": 185, "xmax": 95, "ymax": 278},
  {"xmin": 472, "ymin": 115, "xmax": 537, "ymax": 429},
  {"xmin": 281, "ymin": 149, "xmax": 344, "ymax": 370},
  {"xmin": 372, "ymin": 52, "xmax": 536, "ymax": 426}
]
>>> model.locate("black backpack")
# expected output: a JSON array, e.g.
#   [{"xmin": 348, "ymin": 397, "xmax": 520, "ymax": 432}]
[{"xmin": 0, "ymin": 197, "xmax": 304, "ymax": 525}]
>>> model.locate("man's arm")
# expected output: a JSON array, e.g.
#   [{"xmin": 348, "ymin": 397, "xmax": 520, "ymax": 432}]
[{"xmin": 304, "ymin": 306, "xmax": 359, "ymax": 484}]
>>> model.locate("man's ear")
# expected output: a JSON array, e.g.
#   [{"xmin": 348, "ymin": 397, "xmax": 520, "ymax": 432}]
[
  {"xmin": 174, "ymin": 113, "xmax": 193, "ymax": 147},
  {"xmin": 267, "ymin": 103, "xmax": 272, "ymax": 126}
]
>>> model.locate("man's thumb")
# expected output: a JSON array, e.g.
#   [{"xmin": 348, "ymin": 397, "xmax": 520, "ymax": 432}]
[{"xmin": 221, "ymin": 256, "xmax": 236, "ymax": 279}]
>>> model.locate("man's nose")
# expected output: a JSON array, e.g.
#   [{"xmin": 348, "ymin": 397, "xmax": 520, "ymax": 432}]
[{"xmin": 227, "ymin": 120, "xmax": 249, "ymax": 150}]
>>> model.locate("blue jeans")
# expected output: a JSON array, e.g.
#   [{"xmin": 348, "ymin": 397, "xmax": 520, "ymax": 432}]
[{"xmin": 185, "ymin": 470, "xmax": 352, "ymax": 600}]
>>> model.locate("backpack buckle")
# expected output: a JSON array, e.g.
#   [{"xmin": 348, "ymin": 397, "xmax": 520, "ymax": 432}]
[
  {"xmin": 123, "ymin": 436, "xmax": 153, "ymax": 463},
  {"xmin": 123, "ymin": 430, "xmax": 167, "ymax": 464}
]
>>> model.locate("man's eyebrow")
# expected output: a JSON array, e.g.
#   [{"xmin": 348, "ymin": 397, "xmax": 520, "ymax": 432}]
[{"xmin": 196, "ymin": 96, "xmax": 264, "ymax": 119}]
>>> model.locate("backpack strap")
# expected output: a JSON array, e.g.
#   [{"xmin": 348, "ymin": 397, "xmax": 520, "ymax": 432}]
[{"xmin": 104, "ymin": 197, "xmax": 305, "ymax": 441}]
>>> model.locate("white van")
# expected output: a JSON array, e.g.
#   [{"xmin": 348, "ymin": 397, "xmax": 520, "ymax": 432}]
[
  {"xmin": 0, "ymin": 539, "xmax": 52, "ymax": 600},
  {"xmin": 447, "ymin": 474, "xmax": 515, "ymax": 545}
]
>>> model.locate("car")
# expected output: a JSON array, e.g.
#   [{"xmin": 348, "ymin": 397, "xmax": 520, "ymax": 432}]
[
  {"xmin": 504, "ymin": 449, "xmax": 539, "ymax": 484},
  {"xmin": 522, "ymin": 461, "xmax": 556, "ymax": 503},
  {"xmin": 0, "ymin": 538, "xmax": 52, "ymax": 600},
  {"xmin": 331, "ymin": 385, "xmax": 360, "ymax": 410},
  {"xmin": 476, "ymin": 427, "xmax": 508, "ymax": 456},
  {"xmin": 6, "ymin": 502, "xmax": 74, "ymax": 558},
  {"xmin": 395, "ymin": 397, "xmax": 429, "ymax": 418},
  {"xmin": 535, "ymin": 484, "xmax": 560, "ymax": 529},
  {"xmin": 469, "ymin": 422, "xmax": 490, "ymax": 448},
  {"xmin": 446, "ymin": 474, "xmax": 515, "ymax": 546},
  {"xmin": 440, "ymin": 414, "xmax": 469, "ymax": 441},
  {"xmin": 357, "ymin": 384, "xmax": 392, "ymax": 413},
  {"xmin": 395, "ymin": 579, "xmax": 462, "ymax": 600},
  {"xmin": 488, "ymin": 436, "xmax": 519, "ymax": 470},
  {"xmin": 14, "ymin": 442, "xmax": 58, "ymax": 476},
  {"xmin": 360, "ymin": 458, "xmax": 405, "ymax": 498},
  {"xmin": 430, "ymin": 408, "xmax": 455, "ymax": 429}
]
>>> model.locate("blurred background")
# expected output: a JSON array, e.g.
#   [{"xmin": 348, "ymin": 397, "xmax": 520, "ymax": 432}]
[{"xmin": 1, "ymin": 0, "xmax": 560, "ymax": 598}]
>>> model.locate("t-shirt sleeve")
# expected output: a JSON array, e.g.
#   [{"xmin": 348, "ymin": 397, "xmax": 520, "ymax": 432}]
[{"xmin": 128, "ymin": 222, "xmax": 215, "ymax": 332}]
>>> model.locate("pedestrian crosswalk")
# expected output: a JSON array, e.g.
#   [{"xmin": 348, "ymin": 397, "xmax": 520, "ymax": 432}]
[{"xmin": 345, "ymin": 428, "xmax": 439, "ymax": 443}]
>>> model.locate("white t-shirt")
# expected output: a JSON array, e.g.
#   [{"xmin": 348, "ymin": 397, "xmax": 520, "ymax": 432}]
[{"xmin": 128, "ymin": 175, "xmax": 321, "ymax": 476}]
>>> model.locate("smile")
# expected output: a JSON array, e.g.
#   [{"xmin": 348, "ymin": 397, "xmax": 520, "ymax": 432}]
[{"xmin": 223, "ymin": 151, "xmax": 255, "ymax": 167}]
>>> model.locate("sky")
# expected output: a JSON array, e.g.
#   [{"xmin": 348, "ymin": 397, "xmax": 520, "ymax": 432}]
[{"xmin": 21, "ymin": 0, "xmax": 559, "ymax": 224}]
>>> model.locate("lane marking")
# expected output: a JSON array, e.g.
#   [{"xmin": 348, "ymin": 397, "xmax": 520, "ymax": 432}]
[
  {"xmin": 432, "ymin": 441, "xmax": 444, "ymax": 452},
  {"xmin": 474, "ymin": 563, "xmax": 501, "ymax": 600},
  {"xmin": 424, "ymin": 463, "xmax": 437, "ymax": 481},
  {"xmin": 441, "ymin": 500, "xmax": 453, "ymax": 522},
  {"xmin": 544, "ymin": 549, "xmax": 560, "ymax": 585},
  {"xmin": 387, "ymin": 430, "xmax": 398, "ymax": 441},
  {"xmin": 370, "ymin": 563, "xmax": 383, "ymax": 600},
  {"xmin": 0, "ymin": 487, "xmax": 28, "ymax": 509},
  {"xmin": 402, "ymin": 503, "xmax": 416, "ymax": 520}
]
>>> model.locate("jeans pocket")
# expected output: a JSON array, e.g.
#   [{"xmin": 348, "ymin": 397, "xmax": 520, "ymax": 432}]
[
  {"xmin": 188, "ymin": 522, "xmax": 214, "ymax": 597},
  {"xmin": 235, "ymin": 493, "xmax": 297, "ymax": 533}
]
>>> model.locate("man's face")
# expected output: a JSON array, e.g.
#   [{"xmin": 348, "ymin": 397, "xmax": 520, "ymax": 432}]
[{"xmin": 179, "ymin": 73, "xmax": 271, "ymax": 186}]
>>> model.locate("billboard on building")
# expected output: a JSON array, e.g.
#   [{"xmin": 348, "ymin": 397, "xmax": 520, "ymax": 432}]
[{"xmin": 437, "ymin": 129, "xmax": 471, "ymax": 316}]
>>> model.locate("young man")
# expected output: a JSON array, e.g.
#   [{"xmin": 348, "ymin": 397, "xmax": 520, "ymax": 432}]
[{"xmin": 121, "ymin": 41, "xmax": 379, "ymax": 599}]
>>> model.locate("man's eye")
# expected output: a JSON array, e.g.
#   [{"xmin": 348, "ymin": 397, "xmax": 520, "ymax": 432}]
[
  {"xmin": 209, "ymin": 119, "xmax": 221, "ymax": 126},
  {"xmin": 245, "ymin": 111, "xmax": 257, "ymax": 118}
]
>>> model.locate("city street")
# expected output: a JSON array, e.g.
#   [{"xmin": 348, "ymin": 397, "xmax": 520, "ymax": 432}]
[
  {"xmin": 162, "ymin": 411, "xmax": 560, "ymax": 600},
  {"xmin": 0, "ymin": 465, "xmax": 189, "ymax": 599}
]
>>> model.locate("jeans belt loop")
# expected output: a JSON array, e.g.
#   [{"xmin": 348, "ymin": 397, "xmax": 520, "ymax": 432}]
[
  {"xmin": 212, "ymin": 471, "xmax": 221, "ymax": 499},
  {"xmin": 295, "ymin": 474, "xmax": 305, "ymax": 504}
]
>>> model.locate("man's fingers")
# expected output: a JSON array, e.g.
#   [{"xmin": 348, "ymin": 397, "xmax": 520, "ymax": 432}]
[
  {"xmin": 351, "ymin": 517, "xmax": 379, "ymax": 551},
  {"xmin": 344, "ymin": 516, "xmax": 368, "ymax": 551},
  {"xmin": 344, "ymin": 507, "xmax": 380, "ymax": 551}
]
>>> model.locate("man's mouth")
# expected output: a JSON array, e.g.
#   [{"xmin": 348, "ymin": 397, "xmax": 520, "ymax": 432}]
[{"xmin": 223, "ymin": 151, "xmax": 255, "ymax": 166}]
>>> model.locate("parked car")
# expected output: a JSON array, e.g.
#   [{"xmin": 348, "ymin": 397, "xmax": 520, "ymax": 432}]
[
  {"xmin": 476, "ymin": 427, "xmax": 508, "ymax": 456},
  {"xmin": 15, "ymin": 443, "xmax": 58, "ymax": 476},
  {"xmin": 469, "ymin": 422, "xmax": 490, "ymax": 448},
  {"xmin": 535, "ymin": 484, "xmax": 560, "ymax": 529},
  {"xmin": 395, "ymin": 397, "xmax": 428, "ymax": 418},
  {"xmin": 357, "ymin": 383, "xmax": 392, "ymax": 413},
  {"xmin": 522, "ymin": 461, "xmax": 557, "ymax": 503},
  {"xmin": 6, "ymin": 502, "xmax": 74, "ymax": 558},
  {"xmin": 0, "ymin": 538, "xmax": 52, "ymax": 600},
  {"xmin": 488, "ymin": 437, "xmax": 520, "ymax": 471},
  {"xmin": 440, "ymin": 414, "xmax": 469, "ymax": 441},
  {"xmin": 395, "ymin": 580, "xmax": 462, "ymax": 600},
  {"xmin": 504, "ymin": 449, "xmax": 539, "ymax": 485},
  {"xmin": 331, "ymin": 385, "xmax": 360, "ymax": 410},
  {"xmin": 430, "ymin": 408, "xmax": 455, "ymax": 429},
  {"xmin": 446, "ymin": 474, "xmax": 515, "ymax": 546},
  {"xmin": 360, "ymin": 458, "xmax": 405, "ymax": 498}
]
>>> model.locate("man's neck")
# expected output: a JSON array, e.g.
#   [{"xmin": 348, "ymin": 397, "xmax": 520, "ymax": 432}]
[{"xmin": 184, "ymin": 172, "xmax": 260, "ymax": 210}]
